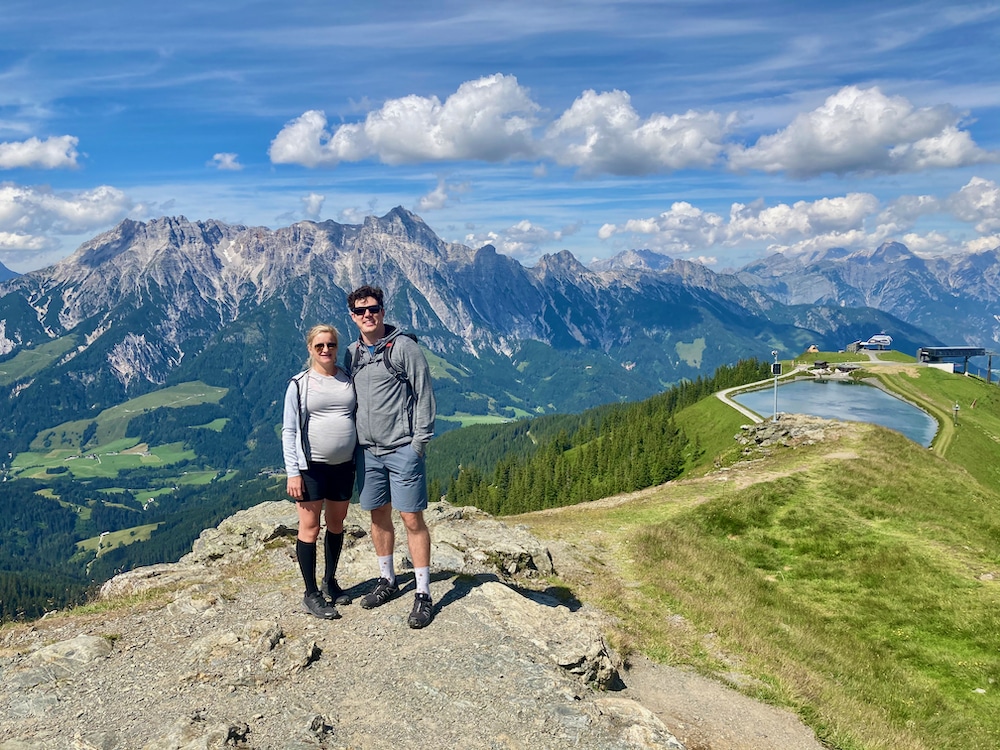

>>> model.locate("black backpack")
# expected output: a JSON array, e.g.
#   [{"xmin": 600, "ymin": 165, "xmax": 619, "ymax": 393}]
[{"xmin": 350, "ymin": 332, "xmax": 418, "ymax": 384}]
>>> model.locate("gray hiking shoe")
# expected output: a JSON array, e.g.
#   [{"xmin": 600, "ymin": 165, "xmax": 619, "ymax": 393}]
[
  {"xmin": 407, "ymin": 593, "xmax": 434, "ymax": 629},
  {"xmin": 360, "ymin": 577, "xmax": 399, "ymax": 609},
  {"xmin": 303, "ymin": 590, "xmax": 340, "ymax": 620},
  {"xmin": 322, "ymin": 578, "xmax": 352, "ymax": 606}
]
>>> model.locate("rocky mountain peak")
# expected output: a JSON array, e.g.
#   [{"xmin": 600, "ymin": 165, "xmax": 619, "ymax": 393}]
[
  {"xmin": 533, "ymin": 248, "xmax": 592, "ymax": 279},
  {"xmin": 864, "ymin": 240, "xmax": 918, "ymax": 264},
  {"xmin": 590, "ymin": 248, "xmax": 676, "ymax": 273}
]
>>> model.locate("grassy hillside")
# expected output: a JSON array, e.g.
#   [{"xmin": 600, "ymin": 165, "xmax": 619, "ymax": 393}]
[
  {"xmin": 0, "ymin": 335, "xmax": 78, "ymax": 387},
  {"xmin": 28, "ymin": 380, "xmax": 227, "ymax": 453},
  {"xmin": 520, "ymin": 368, "xmax": 1000, "ymax": 750}
]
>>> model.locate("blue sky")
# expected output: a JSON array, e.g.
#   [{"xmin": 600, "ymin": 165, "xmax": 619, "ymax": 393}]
[{"xmin": 1, "ymin": 1, "xmax": 999, "ymax": 273}]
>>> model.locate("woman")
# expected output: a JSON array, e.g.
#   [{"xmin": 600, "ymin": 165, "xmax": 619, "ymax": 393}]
[{"xmin": 282, "ymin": 324, "xmax": 357, "ymax": 619}]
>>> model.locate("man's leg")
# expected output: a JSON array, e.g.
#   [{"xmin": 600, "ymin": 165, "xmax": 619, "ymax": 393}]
[
  {"xmin": 402, "ymin": 510, "xmax": 434, "ymax": 629},
  {"xmin": 360, "ymin": 503, "xmax": 401, "ymax": 609},
  {"xmin": 400, "ymin": 510, "xmax": 430, "ymax": 568},
  {"xmin": 370, "ymin": 503, "xmax": 396, "ymax": 578}
]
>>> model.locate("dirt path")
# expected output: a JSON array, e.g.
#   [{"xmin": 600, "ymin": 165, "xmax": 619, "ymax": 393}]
[{"xmin": 622, "ymin": 656, "xmax": 826, "ymax": 750}]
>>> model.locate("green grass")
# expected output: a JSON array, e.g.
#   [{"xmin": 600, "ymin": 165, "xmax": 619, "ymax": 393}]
[
  {"xmin": 424, "ymin": 349, "xmax": 467, "ymax": 383},
  {"xmin": 75, "ymin": 523, "xmax": 161, "ymax": 555},
  {"xmin": 871, "ymin": 350, "xmax": 917, "ymax": 363},
  {"xmin": 12, "ymin": 441, "xmax": 196, "ymax": 480},
  {"xmin": 673, "ymin": 394, "xmax": 751, "ymax": 473},
  {"xmin": 30, "ymin": 380, "xmax": 227, "ymax": 452},
  {"xmin": 193, "ymin": 418, "xmax": 228, "ymax": 431},
  {"xmin": 0, "ymin": 335, "xmax": 78, "ymax": 386},
  {"xmin": 438, "ymin": 413, "xmax": 515, "ymax": 427},
  {"xmin": 865, "ymin": 366, "xmax": 1000, "ymax": 485},
  {"xmin": 521, "ymin": 364, "xmax": 1000, "ymax": 750},
  {"xmin": 175, "ymin": 469, "xmax": 237, "ymax": 485}
]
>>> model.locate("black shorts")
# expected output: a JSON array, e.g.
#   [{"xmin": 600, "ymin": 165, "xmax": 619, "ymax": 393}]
[{"xmin": 299, "ymin": 460, "xmax": 355, "ymax": 503}]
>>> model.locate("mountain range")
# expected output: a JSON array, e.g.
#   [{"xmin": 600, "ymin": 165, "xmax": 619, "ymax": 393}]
[{"xmin": 2, "ymin": 207, "xmax": 998, "ymax": 468}]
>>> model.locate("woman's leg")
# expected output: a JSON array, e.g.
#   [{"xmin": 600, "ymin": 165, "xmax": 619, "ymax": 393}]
[
  {"xmin": 323, "ymin": 500, "xmax": 351, "ymax": 602},
  {"xmin": 296, "ymin": 500, "xmax": 323, "ymax": 593}
]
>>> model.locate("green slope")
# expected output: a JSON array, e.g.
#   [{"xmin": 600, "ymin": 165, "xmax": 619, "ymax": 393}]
[{"xmin": 521, "ymin": 366, "xmax": 1000, "ymax": 750}]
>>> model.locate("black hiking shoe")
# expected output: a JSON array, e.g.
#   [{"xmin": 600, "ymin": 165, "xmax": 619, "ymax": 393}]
[
  {"xmin": 407, "ymin": 593, "xmax": 434, "ymax": 629},
  {"xmin": 303, "ymin": 590, "xmax": 340, "ymax": 620},
  {"xmin": 360, "ymin": 577, "xmax": 399, "ymax": 609},
  {"xmin": 322, "ymin": 578, "xmax": 352, "ymax": 606}
]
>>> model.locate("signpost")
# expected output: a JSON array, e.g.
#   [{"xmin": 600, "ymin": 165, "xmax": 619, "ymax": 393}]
[{"xmin": 771, "ymin": 350, "xmax": 781, "ymax": 422}]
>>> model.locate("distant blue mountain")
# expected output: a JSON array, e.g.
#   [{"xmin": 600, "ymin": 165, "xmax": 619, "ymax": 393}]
[{"xmin": 0, "ymin": 260, "xmax": 19, "ymax": 283}]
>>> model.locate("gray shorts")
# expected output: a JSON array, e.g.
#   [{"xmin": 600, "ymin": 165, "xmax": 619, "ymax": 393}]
[{"xmin": 355, "ymin": 444, "xmax": 428, "ymax": 513}]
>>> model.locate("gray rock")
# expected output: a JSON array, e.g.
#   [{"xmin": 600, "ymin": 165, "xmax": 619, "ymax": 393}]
[
  {"xmin": 181, "ymin": 500, "xmax": 300, "ymax": 564},
  {"xmin": 8, "ymin": 634, "xmax": 113, "ymax": 689},
  {"xmin": 469, "ymin": 581, "xmax": 621, "ymax": 689},
  {"xmin": 0, "ymin": 500, "xmax": 681, "ymax": 750}
]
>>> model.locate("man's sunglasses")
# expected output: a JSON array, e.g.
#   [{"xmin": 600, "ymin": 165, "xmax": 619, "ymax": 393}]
[
  {"xmin": 313, "ymin": 342, "xmax": 338, "ymax": 351},
  {"xmin": 350, "ymin": 304, "xmax": 383, "ymax": 316}
]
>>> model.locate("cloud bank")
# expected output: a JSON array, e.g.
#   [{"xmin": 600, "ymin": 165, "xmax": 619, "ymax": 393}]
[
  {"xmin": 270, "ymin": 78, "xmax": 997, "ymax": 179},
  {"xmin": 596, "ymin": 177, "xmax": 1000, "ymax": 262}
]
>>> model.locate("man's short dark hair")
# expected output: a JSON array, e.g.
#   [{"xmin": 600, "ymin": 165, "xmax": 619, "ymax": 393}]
[{"xmin": 347, "ymin": 285, "xmax": 384, "ymax": 308}]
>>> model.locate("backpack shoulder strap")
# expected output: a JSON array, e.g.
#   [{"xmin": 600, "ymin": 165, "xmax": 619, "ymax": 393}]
[
  {"xmin": 349, "ymin": 343, "xmax": 362, "ymax": 376},
  {"xmin": 289, "ymin": 371, "xmax": 309, "ymax": 433},
  {"xmin": 383, "ymin": 333, "xmax": 418, "ymax": 383}
]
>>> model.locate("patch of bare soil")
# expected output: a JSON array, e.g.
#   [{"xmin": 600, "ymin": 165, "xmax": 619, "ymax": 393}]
[{"xmin": 621, "ymin": 656, "xmax": 826, "ymax": 750}]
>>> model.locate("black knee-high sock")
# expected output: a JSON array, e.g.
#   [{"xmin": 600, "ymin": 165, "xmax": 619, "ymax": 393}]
[
  {"xmin": 297, "ymin": 539, "xmax": 319, "ymax": 594},
  {"xmin": 323, "ymin": 531, "xmax": 344, "ymax": 584}
]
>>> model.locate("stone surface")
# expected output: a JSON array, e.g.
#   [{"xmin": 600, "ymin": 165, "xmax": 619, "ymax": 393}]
[{"xmin": 0, "ymin": 500, "xmax": 681, "ymax": 750}]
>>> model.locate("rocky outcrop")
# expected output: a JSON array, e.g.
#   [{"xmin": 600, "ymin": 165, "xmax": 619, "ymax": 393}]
[
  {"xmin": 735, "ymin": 413, "xmax": 850, "ymax": 452},
  {"xmin": 0, "ymin": 501, "xmax": 682, "ymax": 750}
]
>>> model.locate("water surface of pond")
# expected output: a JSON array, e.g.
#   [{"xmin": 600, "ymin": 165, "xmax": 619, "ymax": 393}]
[{"xmin": 733, "ymin": 378, "xmax": 938, "ymax": 447}]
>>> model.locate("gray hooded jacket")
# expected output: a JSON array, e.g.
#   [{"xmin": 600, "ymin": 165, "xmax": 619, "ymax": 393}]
[{"xmin": 344, "ymin": 324, "xmax": 436, "ymax": 457}]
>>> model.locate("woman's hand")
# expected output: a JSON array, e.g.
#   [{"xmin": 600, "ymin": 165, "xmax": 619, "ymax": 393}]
[{"xmin": 286, "ymin": 475, "xmax": 304, "ymax": 501}]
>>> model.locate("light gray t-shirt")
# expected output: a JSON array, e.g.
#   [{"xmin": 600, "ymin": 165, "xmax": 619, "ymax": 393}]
[{"xmin": 305, "ymin": 369, "xmax": 357, "ymax": 465}]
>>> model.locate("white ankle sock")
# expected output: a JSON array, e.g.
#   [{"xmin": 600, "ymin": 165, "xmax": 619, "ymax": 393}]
[
  {"xmin": 415, "ymin": 566, "xmax": 430, "ymax": 596},
  {"xmin": 378, "ymin": 555, "xmax": 395, "ymax": 584}
]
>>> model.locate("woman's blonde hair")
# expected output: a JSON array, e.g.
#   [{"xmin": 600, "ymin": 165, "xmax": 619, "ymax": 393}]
[{"xmin": 305, "ymin": 324, "xmax": 340, "ymax": 367}]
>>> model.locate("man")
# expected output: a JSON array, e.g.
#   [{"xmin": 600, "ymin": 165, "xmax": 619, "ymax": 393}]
[{"xmin": 345, "ymin": 285, "xmax": 437, "ymax": 629}]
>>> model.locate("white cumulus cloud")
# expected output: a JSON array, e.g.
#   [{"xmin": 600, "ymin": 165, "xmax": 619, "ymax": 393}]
[
  {"xmin": 946, "ymin": 177, "xmax": 1000, "ymax": 234},
  {"xmin": 546, "ymin": 89, "xmax": 732, "ymax": 175},
  {"xmin": 0, "ymin": 182, "xmax": 132, "ymax": 250},
  {"xmin": 270, "ymin": 74, "xmax": 539, "ymax": 168},
  {"xmin": 0, "ymin": 135, "xmax": 79, "ymax": 169},
  {"xmin": 417, "ymin": 177, "xmax": 470, "ymax": 211},
  {"xmin": 597, "ymin": 180, "xmax": 1000, "ymax": 262},
  {"xmin": 728, "ymin": 193, "xmax": 880, "ymax": 241},
  {"xmin": 598, "ymin": 202, "xmax": 726, "ymax": 253},
  {"xmin": 301, "ymin": 192, "xmax": 324, "ymax": 220},
  {"xmin": 0, "ymin": 231, "xmax": 49, "ymax": 251},
  {"xmin": 598, "ymin": 194, "xmax": 895, "ymax": 258},
  {"xmin": 209, "ymin": 152, "xmax": 243, "ymax": 171},
  {"xmin": 728, "ymin": 86, "xmax": 997, "ymax": 177},
  {"xmin": 464, "ymin": 219, "xmax": 565, "ymax": 262},
  {"xmin": 269, "ymin": 78, "xmax": 997, "ymax": 186}
]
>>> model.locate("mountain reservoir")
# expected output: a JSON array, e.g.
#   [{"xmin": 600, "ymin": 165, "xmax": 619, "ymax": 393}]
[{"xmin": 733, "ymin": 379, "xmax": 938, "ymax": 447}]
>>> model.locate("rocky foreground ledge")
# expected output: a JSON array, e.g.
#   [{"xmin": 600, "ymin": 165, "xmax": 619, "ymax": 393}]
[{"xmin": 0, "ymin": 501, "xmax": 684, "ymax": 750}]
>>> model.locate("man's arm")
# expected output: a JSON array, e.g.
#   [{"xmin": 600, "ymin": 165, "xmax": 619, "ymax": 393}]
[{"xmin": 403, "ymin": 340, "xmax": 436, "ymax": 455}]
